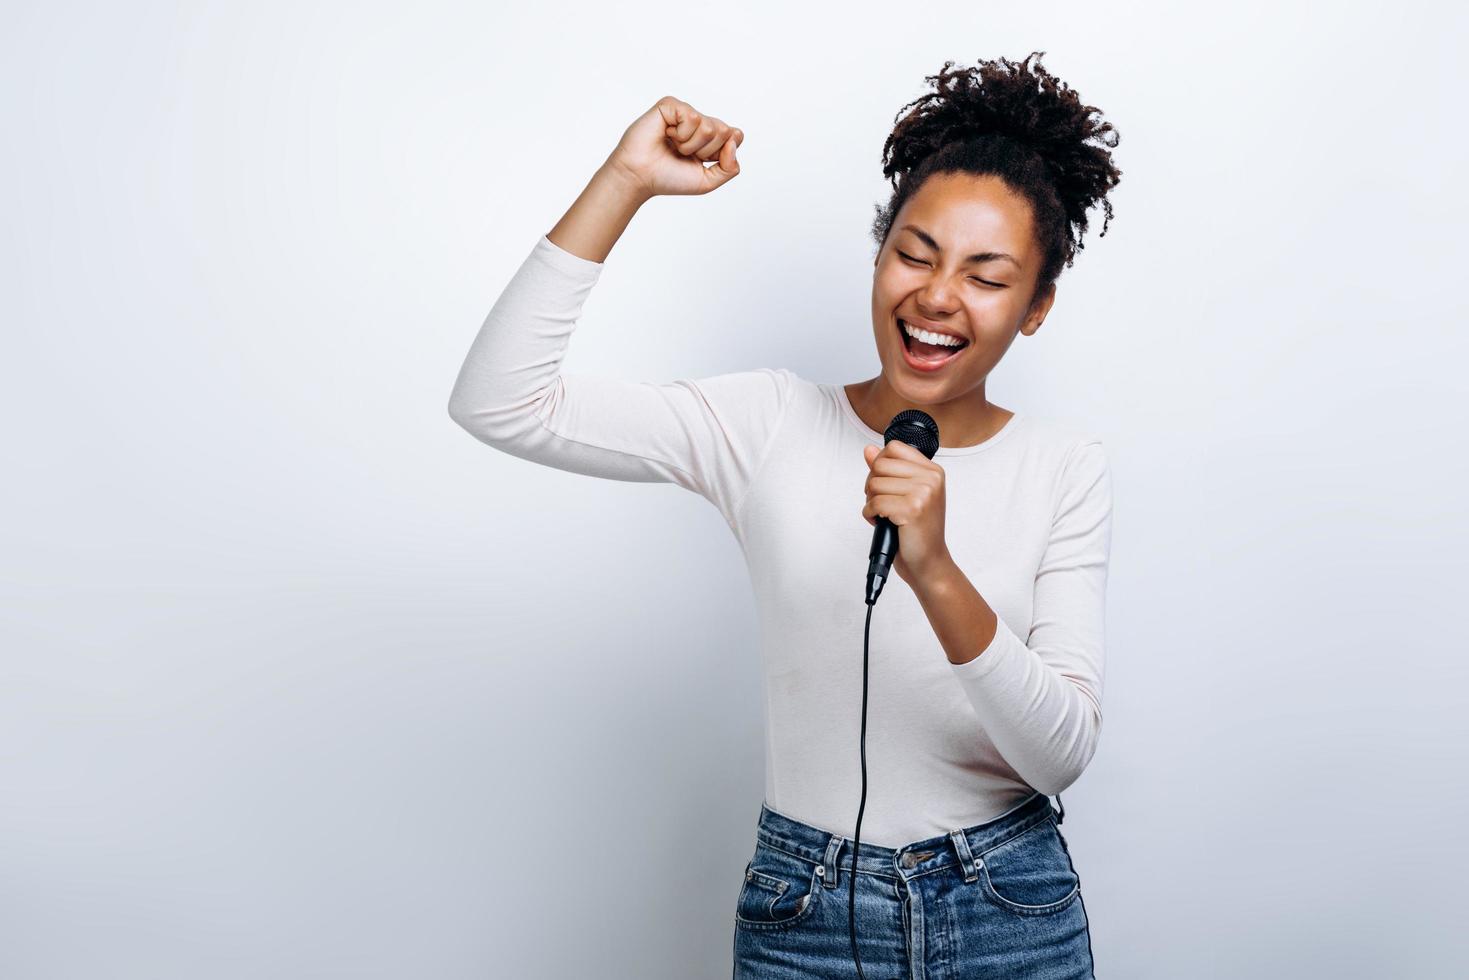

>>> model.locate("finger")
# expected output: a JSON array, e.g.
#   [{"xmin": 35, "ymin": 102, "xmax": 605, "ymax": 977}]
[
  {"xmin": 704, "ymin": 133, "xmax": 740, "ymax": 189},
  {"xmin": 863, "ymin": 494, "xmax": 909, "ymax": 524},
  {"xmin": 662, "ymin": 102, "xmax": 702, "ymax": 146},
  {"xmin": 655, "ymin": 96, "xmax": 690, "ymax": 135},
  {"xmin": 692, "ymin": 132, "xmax": 725, "ymax": 161},
  {"xmin": 868, "ymin": 454, "xmax": 929, "ymax": 477},
  {"xmin": 691, "ymin": 125, "xmax": 735, "ymax": 161},
  {"xmin": 678, "ymin": 125, "xmax": 719, "ymax": 157},
  {"xmin": 884, "ymin": 440, "xmax": 932, "ymax": 461},
  {"xmin": 721, "ymin": 130, "xmax": 740, "ymax": 172},
  {"xmin": 670, "ymin": 116, "xmax": 716, "ymax": 155},
  {"xmin": 865, "ymin": 476, "xmax": 914, "ymax": 497}
]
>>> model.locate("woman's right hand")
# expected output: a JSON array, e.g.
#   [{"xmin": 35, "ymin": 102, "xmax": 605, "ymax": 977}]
[{"xmin": 604, "ymin": 96, "xmax": 743, "ymax": 199}]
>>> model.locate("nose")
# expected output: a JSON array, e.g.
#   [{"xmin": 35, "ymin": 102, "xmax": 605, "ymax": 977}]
[{"xmin": 915, "ymin": 277, "xmax": 960, "ymax": 318}]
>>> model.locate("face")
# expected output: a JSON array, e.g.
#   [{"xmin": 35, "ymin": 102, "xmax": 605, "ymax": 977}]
[{"xmin": 869, "ymin": 171, "xmax": 1055, "ymax": 409}]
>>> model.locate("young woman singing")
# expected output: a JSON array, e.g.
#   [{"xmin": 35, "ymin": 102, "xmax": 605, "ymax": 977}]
[{"xmin": 449, "ymin": 51, "xmax": 1122, "ymax": 979}]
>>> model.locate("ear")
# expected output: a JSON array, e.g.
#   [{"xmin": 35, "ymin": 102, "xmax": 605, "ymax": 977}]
[{"xmin": 1019, "ymin": 281, "xmax": 1057, "ymax": 337}]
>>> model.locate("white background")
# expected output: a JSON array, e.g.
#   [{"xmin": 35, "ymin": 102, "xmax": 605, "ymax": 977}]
[{"xmin": 3, "ymin": 1, "xmax": 1466, "ymax": 977}]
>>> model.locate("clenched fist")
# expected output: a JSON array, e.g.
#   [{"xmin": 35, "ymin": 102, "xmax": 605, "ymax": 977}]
[{"xmin": 604, "ymin": 96, "xmax": 743, "ymax": 199}]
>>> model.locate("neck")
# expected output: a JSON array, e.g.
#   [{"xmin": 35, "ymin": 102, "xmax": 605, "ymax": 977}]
[{"xmin": 846, "ymin": 376, "xmax": 1012, "ymax": 449}]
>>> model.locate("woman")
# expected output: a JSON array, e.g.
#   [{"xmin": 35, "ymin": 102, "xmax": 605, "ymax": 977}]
[{"xmin": 449, "ymin": 51, "xmax": 1121, "ymax": 979}]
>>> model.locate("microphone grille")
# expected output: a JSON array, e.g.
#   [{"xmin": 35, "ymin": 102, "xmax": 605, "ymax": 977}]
[{"xmin": 884, "ymin": 410, "xmax": 940, "ymax": 459}]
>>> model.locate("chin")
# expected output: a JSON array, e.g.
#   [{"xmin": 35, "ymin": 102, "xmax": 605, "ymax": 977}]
[{"xmin": 884, "ymin": 365, "xmax": 947, "ymax": 402}]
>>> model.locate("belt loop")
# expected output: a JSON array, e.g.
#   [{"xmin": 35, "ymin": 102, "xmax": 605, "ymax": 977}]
[
  {"xmin": 821, "ymin": 834, "xmax": 843, "ymax": 889},
  {"xmin": 948, "ymin": 828, "xmax": 980, "ymax": 884},
  {"xmin": 1052, "ymin": 793, "xmax": 1065, "ymax": 825}
]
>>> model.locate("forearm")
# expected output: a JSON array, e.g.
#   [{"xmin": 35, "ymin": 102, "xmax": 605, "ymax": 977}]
[
  {"xmin": 910, "ymin": 556, "xmax": 998, "ymax": 666},
  {"xmin": 547, "ymin": 161, "xmax": 651, "ymax": 264}
]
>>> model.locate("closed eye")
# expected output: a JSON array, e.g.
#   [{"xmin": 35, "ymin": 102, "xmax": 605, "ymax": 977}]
[{"xmin": 896, "ymin": 251, "xmax": 1006, "ymax": 288}]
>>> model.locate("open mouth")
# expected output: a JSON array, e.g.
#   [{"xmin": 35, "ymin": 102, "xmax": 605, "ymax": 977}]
[{"xmin": 897, "ymin": 318, "xmax": 969, "ymax": 370}]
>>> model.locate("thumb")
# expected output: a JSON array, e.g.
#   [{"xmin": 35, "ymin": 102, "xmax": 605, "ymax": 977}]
[
  {"xmin": 863, "ymin": 443, "xmax": 879, "ymax": 464},
  {"xmin": 703, "ymin": 133, "xmax": 740, "ymax": 190}
]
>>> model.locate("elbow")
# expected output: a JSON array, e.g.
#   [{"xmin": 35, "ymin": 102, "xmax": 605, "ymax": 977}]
[
  {"xmin": 1027, "ymin": 765, "xmax": 1079, "ymax": 797},
  {"xmin": 446, "ymin": 395, "xmax": 508, "ymax": 447},
  {"xmin": 1028, "ymin": 759, "xmax": 1088, "ymax": 799},
  {"xmin": 446, "ymin": 393, "xmax": 474, "ymax": 431},
  {"xmin": 1030, "ymin": 768, "xmax": 1083, "ymax": 799},
  {"xmin": 447, "ymin": 383, "xmax": 554, "ymax": 448},
  {"xmin": 1028, "ymin": 701, "xmax": 1102, "ymax": 797},
  {"xmin": 446, "ymin": 396, "xmax": 486, "ymax": 441}
]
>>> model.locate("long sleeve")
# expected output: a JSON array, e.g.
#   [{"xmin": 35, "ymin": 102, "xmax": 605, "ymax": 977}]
[
  {"xmin": 947, "ymin": 440, "xmax": 1113, "ymax": 796},
  {"xmin": 447, "ymin": 234, "xmax": 793, "ymax": 530}
]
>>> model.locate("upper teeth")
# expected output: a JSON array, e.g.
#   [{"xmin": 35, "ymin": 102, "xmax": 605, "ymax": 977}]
[{"xmin": 903, "ymin": 321, "xmax": 965, "ymax": 347}]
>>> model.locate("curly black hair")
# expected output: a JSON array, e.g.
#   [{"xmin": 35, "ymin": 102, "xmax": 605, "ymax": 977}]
[{"xmin": 870, "ymin": 52, "xmax": 1122, "ymax": 307}]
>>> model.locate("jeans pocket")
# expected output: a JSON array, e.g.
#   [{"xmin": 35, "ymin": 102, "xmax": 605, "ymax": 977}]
[
  {"xmin": 734, "ymin": 842, "xmax": 821, "ymax": 931},
  {"xmin": 975, "ymin": 815, "xmax": 1081, "ymax": 917}
]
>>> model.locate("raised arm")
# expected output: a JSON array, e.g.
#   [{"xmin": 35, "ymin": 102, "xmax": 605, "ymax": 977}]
[{"xmin": 448, "ymin": 97, "xmax": 788, "ymax": 529}]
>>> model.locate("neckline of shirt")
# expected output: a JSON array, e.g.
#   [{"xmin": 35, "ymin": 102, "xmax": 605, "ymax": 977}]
[{"xmin": 828, "ymin": 382, "xmax": 1023, "ymax": 457}]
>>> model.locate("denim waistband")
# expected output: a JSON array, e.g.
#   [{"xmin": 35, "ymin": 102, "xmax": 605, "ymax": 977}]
[{"xmin": 754, "ymin": 792, "xmax": 1058, "ymax": 883}]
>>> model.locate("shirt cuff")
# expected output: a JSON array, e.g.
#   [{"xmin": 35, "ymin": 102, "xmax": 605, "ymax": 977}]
[
  {"xmin": 948, "ymin": 614, "xmax": 1023, "ymax": 682},
  {"xmin": 535, "ymin": 233, "xmax": 605, "ymax": 279}
]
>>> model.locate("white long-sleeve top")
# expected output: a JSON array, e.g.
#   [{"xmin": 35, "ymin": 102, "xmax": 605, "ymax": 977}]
[{"xmin": 449, "ymin": 233, "xmax": 1114, "ymax": 847}]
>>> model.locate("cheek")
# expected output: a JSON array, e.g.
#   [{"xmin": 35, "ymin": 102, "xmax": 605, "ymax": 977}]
[{"xmin": 871, "ymin": 269, "xmax": 903, "ymax": 304}]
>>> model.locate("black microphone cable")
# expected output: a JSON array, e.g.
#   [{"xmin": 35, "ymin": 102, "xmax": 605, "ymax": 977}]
[{"xmin": 848, "ymin": 599, "xmax": 873, "ymax": 980}]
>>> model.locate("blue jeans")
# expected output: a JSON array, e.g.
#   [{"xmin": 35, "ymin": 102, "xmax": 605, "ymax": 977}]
[{"xmin": 732, "ymin": 791, "xmax": 1094, "ymax": 978}]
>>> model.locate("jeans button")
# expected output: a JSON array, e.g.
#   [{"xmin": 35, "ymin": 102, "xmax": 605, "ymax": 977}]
[{"xmin": 900, "ymin": 853, "xmax": 918, "ymax": 869}]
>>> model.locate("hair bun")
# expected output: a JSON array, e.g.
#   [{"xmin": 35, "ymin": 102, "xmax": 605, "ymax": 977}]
[{"xmin": 871, "ymin": 52, "xmax": 1123, "ymax": 292}]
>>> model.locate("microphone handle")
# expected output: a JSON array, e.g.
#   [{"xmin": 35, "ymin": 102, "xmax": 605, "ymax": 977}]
[{"xmin": 865, "ymin": 515, "xmax": 899, "ymax": 605}]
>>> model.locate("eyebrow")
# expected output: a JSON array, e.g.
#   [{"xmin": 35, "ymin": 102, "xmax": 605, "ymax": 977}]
[{"xmin": 899, "ymin": 224, "xmax": 1021, "ymax": 269}]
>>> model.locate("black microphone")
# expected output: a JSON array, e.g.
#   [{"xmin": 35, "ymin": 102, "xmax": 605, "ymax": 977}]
[{"xmin": 864, "ymin": 409, "xmax": 940, "ymax": 605}]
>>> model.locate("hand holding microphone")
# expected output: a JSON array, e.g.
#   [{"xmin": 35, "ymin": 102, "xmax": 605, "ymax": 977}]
[{"xmin": 862, "ymin": 410, "xmax": 947, "ymax": 603}]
